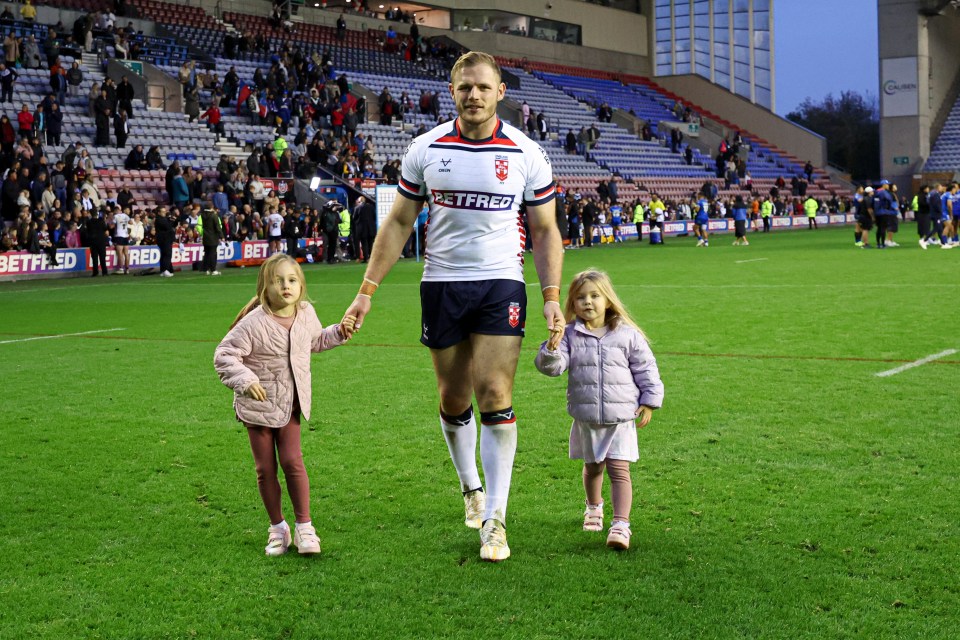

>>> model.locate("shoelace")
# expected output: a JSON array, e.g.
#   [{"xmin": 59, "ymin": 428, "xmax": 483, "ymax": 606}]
[{"xmin": 482, "ymin": 523, "xmax": 506, "ymax": 546}]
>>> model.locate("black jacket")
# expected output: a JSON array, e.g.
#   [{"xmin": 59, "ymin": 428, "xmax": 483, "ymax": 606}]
[{"xmin": 155, "ymin": 213, "xmax": 175, "ymax": 244}]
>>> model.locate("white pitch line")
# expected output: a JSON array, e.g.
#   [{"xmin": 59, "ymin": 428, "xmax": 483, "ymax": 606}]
[
  {"xmin": 0, "ymin": 327, "xmax": 126, "ymax": 345},
  {"xmin": 735, "ymin": 258, "xmax": 769, "ymax": 264},
  {"xmin": 875, "ymin": 349, "xmax": 958, "ymax": 378}
]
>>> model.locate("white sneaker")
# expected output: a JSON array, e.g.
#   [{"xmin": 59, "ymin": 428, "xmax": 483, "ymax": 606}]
[
  {"xmin": 160, "ymin": 270, "xmax": 173, "ymax": 278},
  {"xmin": 743, "ymin": 240, "xmax": 749, "ymax": 245},
  {"xmin": 886, "ymin": 241, "xmax": 899, "ymax": 247},
  {"xmin": 479, "ymin": 519, "xmax": 510, "ymax": 562},
  {"xmin": 696, "ymin": 239, "xmax": 704, "ymax": 247},
  {"xmin": 606, "ymin": 521, "xmax": 631, "ymax": 550},
  {"xmin": 928, "ymin": 238, "xmax": 941, "ymax": 245},
  {"xmin": 294, "ymin": 522, "xmax": 321, "ymax": 555},
  {"xmin": 463, "ymin": 489, "xmax": 485, "ymax": 529},
  {"xmin": 206, "ymin": 270, "xmax": 212, "ymax": 275},
  {"xmin": 265, "ymin": 523, "xmax": 291, "ymax": 556},
  {"xmin": 942, "ymin": 242, "xmax": 954, "ymax": 250},
  {"xmin": 211, "ymin": 270, "xmax": 222, "ymax": 276},
  {"xmin": 583, "ymin": 501, "xmax": 604, "ymax": 532},
  {"xmin": 919, "ymin": 239, "xmax": 927, "ymax": 250}
]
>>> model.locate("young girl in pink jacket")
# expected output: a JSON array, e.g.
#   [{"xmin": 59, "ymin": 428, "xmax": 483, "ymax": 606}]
[
  {"xmin": 535, "ymin": 269, "xmax": 664, "ymax": 551},
  {"xmin": 215, "ymin": 253, "xmax": 356, "ymax": 556}
]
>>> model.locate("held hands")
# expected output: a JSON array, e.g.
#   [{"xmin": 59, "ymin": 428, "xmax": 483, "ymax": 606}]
[
  {"xmin": 635, "ymin": 405, "xmax": 653, "ymax": 429},
  {"xmin": 544, "ymin": 300, "xmax": 565, "ymax": 351},
  {"xmin": 339, "ymin": 314, "xmax": 357, "ymax": 339},
  {"xmin": 244, "ymin": 382, "xmax": 267, "ymax": 402}
]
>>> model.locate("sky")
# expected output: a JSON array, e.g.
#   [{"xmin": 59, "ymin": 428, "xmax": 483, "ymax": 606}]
[{"xmin": 773, "ymin": 0, "xmax": 878, "ymax": 117}]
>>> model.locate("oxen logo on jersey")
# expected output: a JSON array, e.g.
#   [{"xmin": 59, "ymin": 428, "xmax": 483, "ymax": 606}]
[
  {"xmin": 507, "ymin": 302, "xmax": 521, "ymax": 328},
  {"xmin": 495, "ymin": 155, "xmax": 509, "ymax": 182}
]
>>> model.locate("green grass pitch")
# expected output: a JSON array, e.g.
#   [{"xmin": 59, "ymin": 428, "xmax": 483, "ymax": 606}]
[{"xmin": 2, "ymin": 226, "xmax": 958, "ymax": 639}]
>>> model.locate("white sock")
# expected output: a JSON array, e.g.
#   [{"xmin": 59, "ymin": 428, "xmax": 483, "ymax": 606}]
[
  {"xmin": 295, "ymin": 520, "xmax": 311, "ymax": 528},
  {"xmin": 271, "ymin": 520, "xmax": 289, "ymax": 530},
  {"xmin": 480, "ymin": 409, "xmax": 517, "ymax": 523},
  {"xmin": 440, "ymin": 409, "xmax": 481, "ymax": 492}
]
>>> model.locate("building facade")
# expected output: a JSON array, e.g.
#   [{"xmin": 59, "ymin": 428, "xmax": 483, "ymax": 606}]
[{"xmin": 653, "ymin": 0, "xmax": 774, "ymax": 111}]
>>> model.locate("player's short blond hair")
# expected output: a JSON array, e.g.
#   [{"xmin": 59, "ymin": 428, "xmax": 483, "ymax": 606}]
[{"xmin": 450, "ymin": 51, "xmax": 501, "ymax": 85}]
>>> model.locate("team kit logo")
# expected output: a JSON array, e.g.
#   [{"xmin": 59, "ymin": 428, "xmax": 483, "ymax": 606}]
[
  {"xmin": 495, "ymin": 155, "xmax": 509, "ymax": 181},
  {"xmin": 507, "ymin": 302, "xmax": 521, "ymax": 328}
]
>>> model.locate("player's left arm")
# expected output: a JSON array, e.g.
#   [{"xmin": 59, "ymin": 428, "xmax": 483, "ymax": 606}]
[{"xmin": 526, "ymin": 199, "xmax": 565, "ymax": 334}]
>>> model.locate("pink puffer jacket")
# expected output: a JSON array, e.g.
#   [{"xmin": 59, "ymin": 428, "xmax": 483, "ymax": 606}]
[
  {"xmin": 214, "ymin": 302, "xmax": 345, "ymax": 428},
  {"xmin": 535, "ymin": 319, "xmax": 664, "ymax": 424}
]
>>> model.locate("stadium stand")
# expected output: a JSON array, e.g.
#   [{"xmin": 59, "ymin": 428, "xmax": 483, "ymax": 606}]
[{"xmin": 1, "ymin": 1, "xmax": 860, "ymax": 274}]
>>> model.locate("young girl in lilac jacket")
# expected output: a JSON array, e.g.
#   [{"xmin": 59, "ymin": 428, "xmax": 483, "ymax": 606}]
[
  {"xmin": 215, "ymin": 253, "xmax": 356, "ymax": 556},
  {"xmin": 535, "ymin": 269, "xmax": 664, "ymax": 550}
]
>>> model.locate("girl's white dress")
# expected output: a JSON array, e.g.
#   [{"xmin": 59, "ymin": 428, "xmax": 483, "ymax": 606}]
[{"xmin": 569, "ymin": 419, "xmax": 638, "ymax": 463}]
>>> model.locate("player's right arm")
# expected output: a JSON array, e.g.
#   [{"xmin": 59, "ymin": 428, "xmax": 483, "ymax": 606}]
[{"xmin": 341, "ymin": 193, "xmax": 422, "ymax": 333}]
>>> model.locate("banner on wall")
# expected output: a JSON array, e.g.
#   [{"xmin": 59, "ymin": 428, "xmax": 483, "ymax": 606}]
[
  {"xmin": 0, "ymin": 215, "xmax": 882, "ymax": 279},
  {"xmin": 881, "ymin": 57, "xmax": 919, "ymax": 118}
]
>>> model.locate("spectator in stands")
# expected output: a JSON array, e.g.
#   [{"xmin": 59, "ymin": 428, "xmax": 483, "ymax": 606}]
[
  {"xmin": 50, "ymin": 58, "xmax": 67, "ymax": 106},
  {"xmin": 337, "ymin": 12, "xmax": 347, "ymax": 40},
  {"xmin": 22, "ymin": 35, "xmax": 40, "ymax": 70},
  {"xmin": 212, "ymin": 183, "xmax": 229, "ymax": 215},
  {"xmin": 0, "ymin": 62, "xmax": 16, "ymax": 104},
  {"xmin": 3, "ymin": 31, "xmax": 18, "ymax": 67},
  {"xmin": 43, "ymin": 29, "xmax": 61, "ymax": 68},
  {"xmin": 596, "ymin": 179, "xmax": 609, "ymax": 205},
  {"xmin": 17, "ymin": 105, "xmax": 33, "ymax": 141},
  {"xmin": 526, "ymin": 109, "xmax": 537, "ymax": 138},
  {"xmin": 125, "ymin": 144, "xmax": 146, "ymax": 170},
  {"xmin": 114, "ymin": 109, "xmax": 129, "ymax": 149},
  {"xmin": 87, "ymin": 82, "xmax": 100, "ymax": 118},
  {"xmin": 146, "ymin": 145, "xmax": 164, "ymax": 170},
  {"xmin": 94, "ymin": 89, "xmax": 112, "ymax": 147},
  {"xmin": 178, "ymin": 60, "xmax": 196, "ymax": 93},
  {"xmin": 170, "ymin": 168, "xmax": 190, "ymax": 210},
  {"xmin": 129, "ymin": 212, "xmax": 144, "ymax": 245},
  {"xmin": 185, "ymin": 85, "xmax": 200, "ymax": 123},
  {"xmin": 670, "ymin": 127, "xmax": 683, "ymax": 154},
  {"xmin": 200, "ymin": 102, "xmax": 224, "ymax": 142},
  {"xmin": 117, "ymin": 76, "xmax": 135, "ymax": 120},
  {"xmin": 223, "ymin": 67, "xmax": 239, "ymax": 108},
  {"xmin": 117, "ymin": 185, "xmax": 135, "ymax": 211},
  {"xmin": 248, "ymin": 174, "xmax": 266, "ymax": 213},
  {"xmin": 272, "ymin": 131, "xmax": 288, "ymax": 165},
  {"xmin": 0, "ymin": 8, "xmax": 12, "ymax": 25}
]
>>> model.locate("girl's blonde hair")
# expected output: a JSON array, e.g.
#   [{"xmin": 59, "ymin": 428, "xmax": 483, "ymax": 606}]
[
  {"xmin": 230, "ymin": 253, "xmax": 308, "ymax": 328},
  {"xmin": 563, "ymin": 268, "xmax": 648, "ymax": 341}
]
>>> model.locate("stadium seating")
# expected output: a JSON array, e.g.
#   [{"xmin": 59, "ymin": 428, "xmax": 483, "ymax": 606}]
[{"xmin": 925, "ymin": 96, "xmax": 960, "ymax": 172}]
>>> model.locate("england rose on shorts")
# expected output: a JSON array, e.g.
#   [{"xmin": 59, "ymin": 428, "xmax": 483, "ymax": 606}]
[{"xmin": 398, "ymin": 117, "xmax": 555, "ymax": 283}]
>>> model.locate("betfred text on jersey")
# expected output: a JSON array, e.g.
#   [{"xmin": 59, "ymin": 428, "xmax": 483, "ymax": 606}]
[{"xmin": 431, "ymin": 190, "xmax": 516, "ymax": 211}]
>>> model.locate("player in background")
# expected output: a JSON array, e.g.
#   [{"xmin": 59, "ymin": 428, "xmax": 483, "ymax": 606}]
[{"xmin": 111, "ymin": 205, "xmax": 131, "ymax": 274}]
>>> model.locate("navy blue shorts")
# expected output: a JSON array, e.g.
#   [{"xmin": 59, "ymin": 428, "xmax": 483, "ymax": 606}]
[{"xmin": 420, "ymin": 279, "xmax": 527, "ymax": 349}]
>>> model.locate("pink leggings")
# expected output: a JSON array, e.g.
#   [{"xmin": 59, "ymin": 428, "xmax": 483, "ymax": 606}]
[
  {"xmin": 583, "ymin": 459, "xmax": 632, "ymax": 523},
  {"xmin": 246, "ymin": 412, "xmax": 311, "ymax": 525}
]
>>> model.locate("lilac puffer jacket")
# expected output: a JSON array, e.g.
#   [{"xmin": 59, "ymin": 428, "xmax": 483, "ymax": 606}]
[
  {"xmin": 535, "ymin": 319, "xmax": 664, "ymax": 424},
  {"xmin": 214, "ymin": 302, "xmax": 345, "ymax": 428}
]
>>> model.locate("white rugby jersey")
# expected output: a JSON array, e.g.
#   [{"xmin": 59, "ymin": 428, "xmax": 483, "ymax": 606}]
[
  {"xmin": 265, "ymin": 212, "xmax": 284, "ymax": 237},
  {"xmin": 113, "ymin": 212, "xmax": 130, "ymax": 238},
  {"xmin": 398, "ymin": 117, "xmax": 555, "ymax": 282}
]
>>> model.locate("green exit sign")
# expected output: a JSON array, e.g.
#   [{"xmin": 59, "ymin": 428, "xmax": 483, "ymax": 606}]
[{"xmin": 893, "ymin": 156, "xmax": 910, "ymax": 165}]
